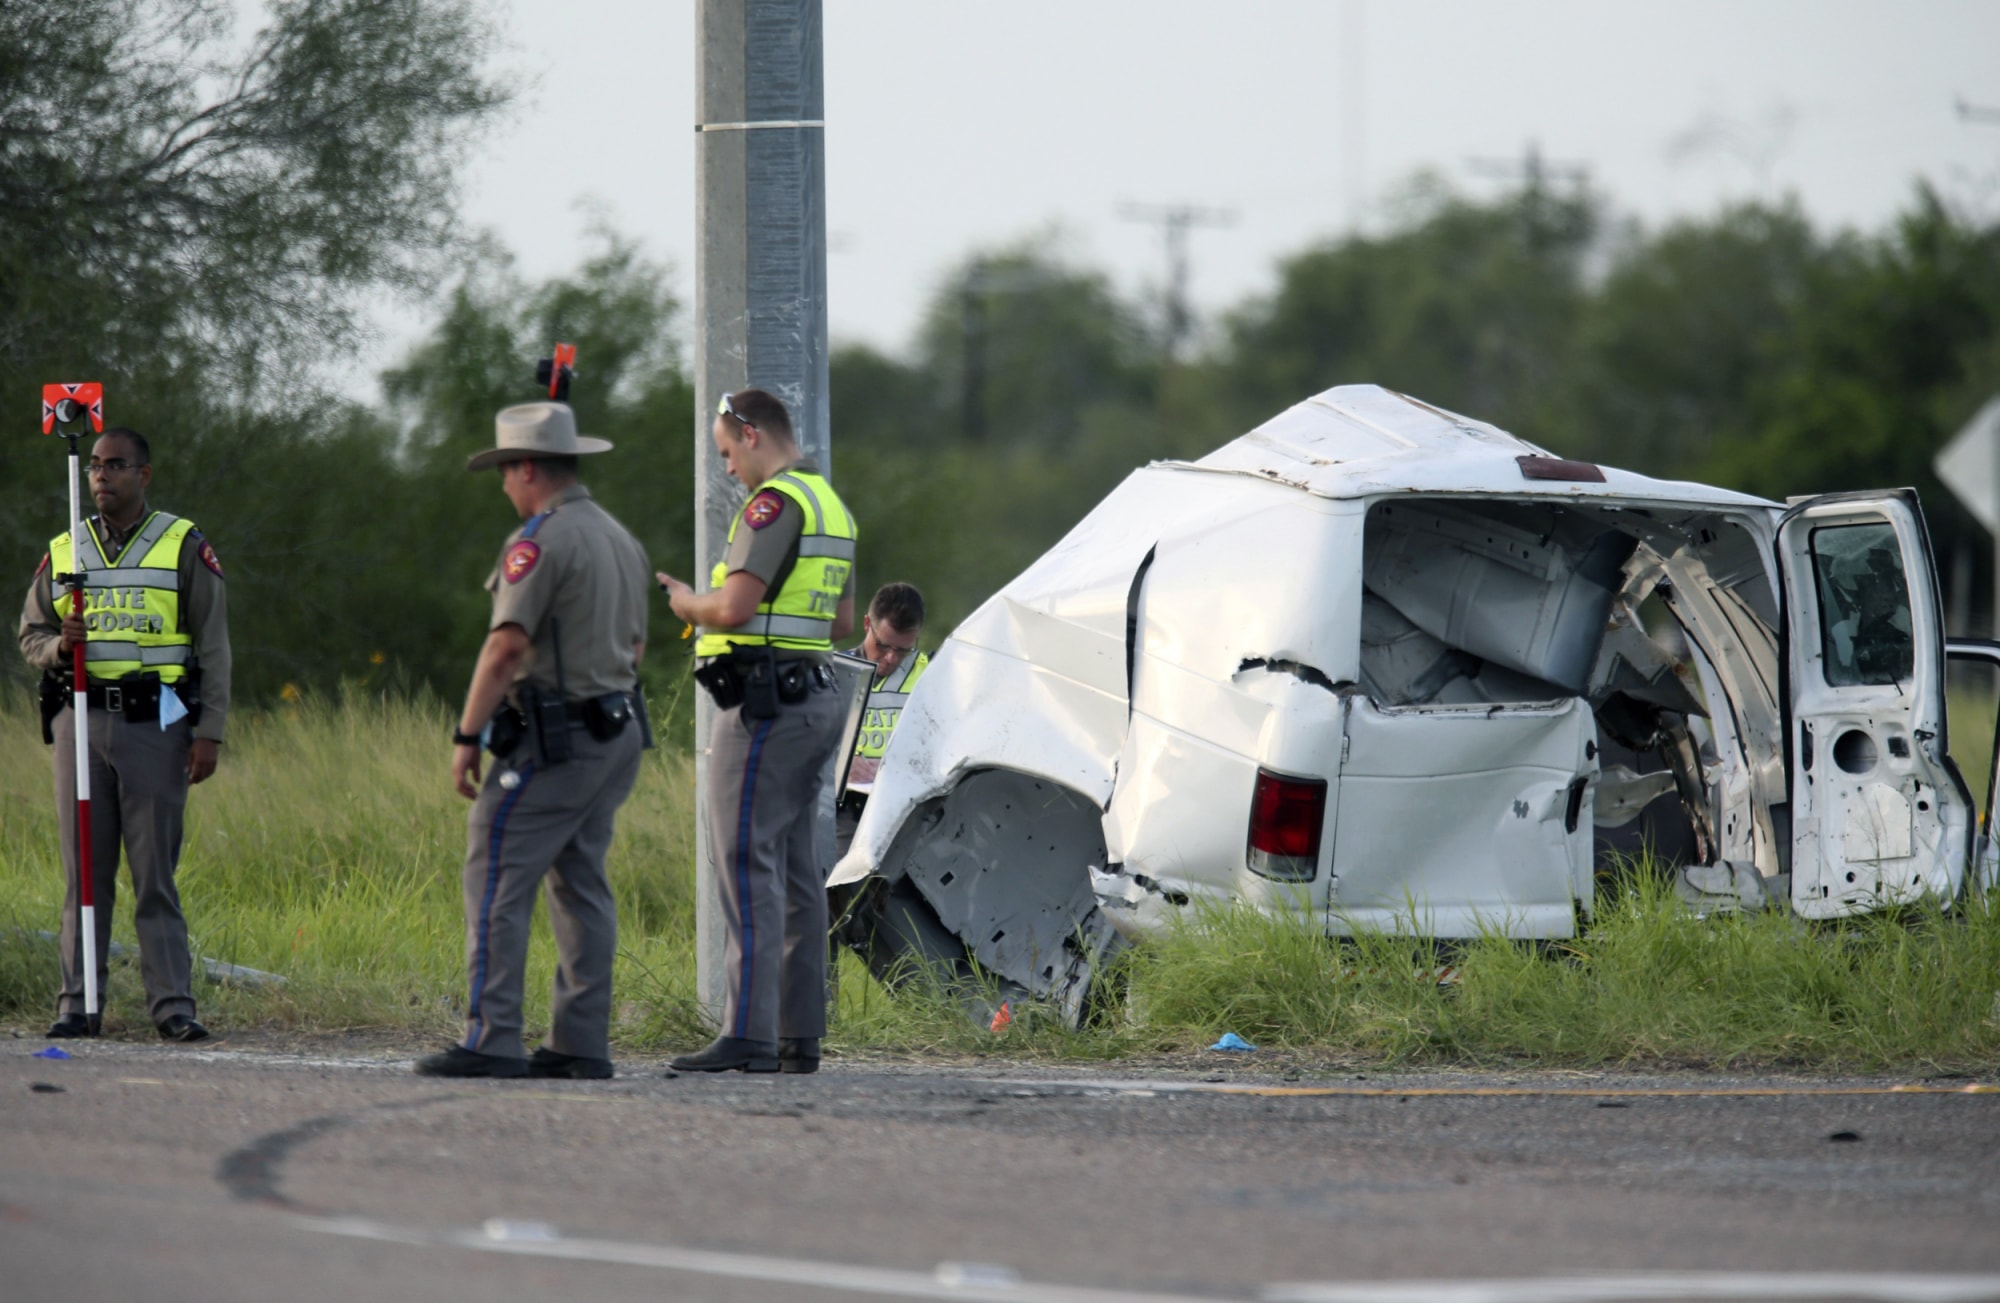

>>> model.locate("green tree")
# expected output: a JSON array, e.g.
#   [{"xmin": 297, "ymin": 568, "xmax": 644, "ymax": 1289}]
[
  {"xmin": 377, "ymin": 236, "xmax": 696, "ymax": 711},
  {"xmin": 1216, "ymin": 175, "xmax": 1599, "ymax": 445},
  {"xmin": 830, "ymin": 240, "xmax": 1171, "ymax": 632},
  {"xmin": 1, "ymin": 0, "xmax": 510, "ymax": 697},
  {"xmin": 1574, "ymin": 201, "xmax": 1821, "ymax": 476},
  {"xmin": 913, "ymin": 240, "xmax": 1158, "ymax": 448},
  {"xmin": 0, "ymin": 0, "xmax": 506, "ymax": 376}
]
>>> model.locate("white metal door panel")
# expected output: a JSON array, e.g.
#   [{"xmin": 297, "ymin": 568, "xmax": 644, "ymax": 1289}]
[{"xmin": 1776, "ymin": 493, "xmax": 1971, "ymax": 917}]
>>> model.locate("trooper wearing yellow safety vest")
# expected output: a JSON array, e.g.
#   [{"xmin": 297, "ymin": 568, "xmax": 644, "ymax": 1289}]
[
  {"xmin": 836, "ymin": 582, "xmax": 928, "ymax": 855},
  {"xmin": 16, "ymin": 427, "xmax": 231, "ymax": 1043},
  {"xmin": 657, "ymin": 388, "xmax": 856, "ymax": 1075}
]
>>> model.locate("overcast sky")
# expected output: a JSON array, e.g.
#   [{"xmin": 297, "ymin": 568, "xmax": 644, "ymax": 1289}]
[{"xmin": 328, "ymin": 0, "xmax": 2000, "ymax": 388}]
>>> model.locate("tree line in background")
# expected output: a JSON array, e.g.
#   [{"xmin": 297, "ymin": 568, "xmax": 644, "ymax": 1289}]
[{"xmin": 6, "ymin": 1, "xmax": 2000, "ymax": 727}]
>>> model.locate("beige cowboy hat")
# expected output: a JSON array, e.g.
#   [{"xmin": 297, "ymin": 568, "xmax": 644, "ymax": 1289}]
[{"xmin": 466, "ymin": 402, "xmax": 614, "ymax": 471}]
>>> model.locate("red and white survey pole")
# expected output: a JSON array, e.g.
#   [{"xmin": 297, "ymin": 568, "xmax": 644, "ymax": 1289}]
[{"xmin": 43, "ymin": 382, "xmax": 104, "ymax": 1027}]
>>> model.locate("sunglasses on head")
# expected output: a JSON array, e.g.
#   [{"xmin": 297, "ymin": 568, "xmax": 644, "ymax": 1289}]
[{"xmin": 718, "ymin": 393, "xmax": 757, "ymax": 433}]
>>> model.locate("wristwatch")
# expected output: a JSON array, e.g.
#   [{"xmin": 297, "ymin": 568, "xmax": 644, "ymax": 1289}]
[{"xmin": 452, "ymin": 727, "xmax": 482, "ymax": 746}]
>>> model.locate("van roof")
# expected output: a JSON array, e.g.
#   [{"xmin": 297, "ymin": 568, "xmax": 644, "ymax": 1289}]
[{"xmin": 1162, "ymin": 384, "xmax": 1778, "ymax": 511}]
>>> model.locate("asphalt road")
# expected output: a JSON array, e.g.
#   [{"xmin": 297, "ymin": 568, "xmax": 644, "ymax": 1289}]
[{"xmin": 2, "ymin": 1035, "xmax": 1998, "ymax": 1303}]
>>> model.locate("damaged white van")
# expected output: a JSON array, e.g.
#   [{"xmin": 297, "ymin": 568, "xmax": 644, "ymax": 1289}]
[{"xmin": 828, "ymin": 384, "xmax": 2000, "ymax": 1020}]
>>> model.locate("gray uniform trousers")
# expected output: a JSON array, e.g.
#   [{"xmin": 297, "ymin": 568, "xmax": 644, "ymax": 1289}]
[
  {"xmin": 52, "ymin": 704, "xmax": 196, "ymax": 1022},
  {"xmin": 706, "ymin": 672, "xmax": 846, "ymax": 1044},
  {"xmin": 460, "ymin": 723, "xmax": 642, "ymax": 1061}
]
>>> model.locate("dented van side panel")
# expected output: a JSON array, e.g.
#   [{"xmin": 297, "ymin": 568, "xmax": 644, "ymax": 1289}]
[
  {"xmin": 830, "ymin": 385, "xmax": 1981, "ymax": 1016},
  {"xmin": 1103, "ymin": 487, "xmax": 1364, "ymax": 920}
]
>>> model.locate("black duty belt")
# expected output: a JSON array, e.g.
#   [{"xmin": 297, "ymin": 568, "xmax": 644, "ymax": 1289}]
[
  {"xmin": 85, "ymin": 678, "xmax": 163, "ymax": 721},
  {"xmin": 561, "ymin": 691, "xmax": 637, "ymax": 728}
]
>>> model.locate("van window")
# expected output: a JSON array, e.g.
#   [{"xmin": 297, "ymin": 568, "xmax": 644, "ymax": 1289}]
[{"xmin": 1809, "ymin": 522, "xmax": 1913, "ymax": 687}]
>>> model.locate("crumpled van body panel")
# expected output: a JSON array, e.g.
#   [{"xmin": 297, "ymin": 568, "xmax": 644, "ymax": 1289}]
[{"xmin": 830, "ymin": 385, "xmax": 1987, "ymax": 1013}]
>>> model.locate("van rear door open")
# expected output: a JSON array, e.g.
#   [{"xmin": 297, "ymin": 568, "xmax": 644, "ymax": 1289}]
[{"xmin": 1776, "ymin": 491, "xmax": 1974, "ymax": 916}]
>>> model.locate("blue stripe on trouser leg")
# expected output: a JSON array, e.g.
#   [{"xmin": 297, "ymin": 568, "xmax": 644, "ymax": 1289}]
[
  {"xmin": 467, "ymin": 760, "xmax": 535, "ymax": 1048},
  {"xmin": 732, "ymin": 717, "xmax": 775, "ymax": 1039}
]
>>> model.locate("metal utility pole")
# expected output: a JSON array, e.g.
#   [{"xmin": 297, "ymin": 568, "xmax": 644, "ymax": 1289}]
[
  {"xmin": 1340, "ymin": 0, "xmax": 1366, "ymax": 231},
  {"xmin": 955, "ymin": 263, "xmax": 1058, "ymax": 441},
  {"xmin": 1117, "ymin": 202, "xmax": 1235, "ymax": 360},
  {"xmin": 694, "ymin": 0, "xmax": 828, "ymax": 1019},
  {"xmin": 1466, "ymin": 141, "xmax": 1588, "ymax": 251}
]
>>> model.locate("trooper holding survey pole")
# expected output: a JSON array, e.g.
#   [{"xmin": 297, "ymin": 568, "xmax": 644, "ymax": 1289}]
[
  {"xmin": 658, "ymin": 388, "xmax": 856, "ymax": 1075},
  {"xmin": 18, "ymin": 425, "xmax": 230, "ymax": 1042},
  {"xmin": 416, "ymin": 401, "xmax": 651, "ymax": 1081}
]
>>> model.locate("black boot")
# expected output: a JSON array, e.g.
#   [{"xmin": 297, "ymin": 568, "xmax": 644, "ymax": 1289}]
[
  {"xmin": 157, "ymin": 1014, "xmax": 210, "ymax": 1042},
  {"xmin": 778, "ymin": 1037, "xmax": 820, "ymax": 1074},
  {"xmin": 528, "ymin": 1047, "xmax": 614, "ymax": 1080},
  {"xmin": 668, "ymin": 1036, "xmax": 779, "ymax": 1073},
  {"xmin": 413, "ymin": 1045, "xmax": 529, "ymax": 1078},
  {"xmin": 47, "ymin": 1012, "xmax": 101, "ymax": 1039}
]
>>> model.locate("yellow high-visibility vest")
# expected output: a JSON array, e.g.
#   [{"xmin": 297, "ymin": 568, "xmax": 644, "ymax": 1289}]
[
  {"xmin": 48, "ymin": 511, "xmax": 196, "ymax": 684},
  {"xmin": 696, "ymin": 469, "xmax": 857, "ymax": 656},
  {"xmin": 853, "ymin": 651, "xmax": 929, "ymax": 760}
]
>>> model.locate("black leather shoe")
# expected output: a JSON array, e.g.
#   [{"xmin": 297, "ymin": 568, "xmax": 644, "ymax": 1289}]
[
  {"xmin": 528, "ymin": 1047, "xmax": 614, "ymax": 1080},
  {"xmin": 668, "ymin": 1036, "xmax": 779, "ymax": 1073},
  {"xmin": 157, "ymin": 1015, "xmax": 210, "ymax": 1043},
  {"xmin": 413, "ymin": 1045, "xmax": 528, "ymax": 1078},
  {"xmin": 778, "ymin": 1037, "xmax": 820, "ymax": 1074},
  {"xmin": 47, "ymin": 1013, "xmax": 101, "ymax": 1039}
]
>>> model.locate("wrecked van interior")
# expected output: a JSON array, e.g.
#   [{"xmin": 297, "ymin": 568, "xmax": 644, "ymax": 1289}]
[{"xmin": 828, "ymin": 384, "xmax": 1997, "ymax": 1022}]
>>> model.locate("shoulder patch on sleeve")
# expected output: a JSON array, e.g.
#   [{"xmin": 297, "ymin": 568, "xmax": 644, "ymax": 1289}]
[
  {"xmin": 503, "ymin": 539, "xmax": 542, "ymax": 583},
  {"xmin": 743, "ymin": 490, "xmax": 786, "ymax": 530},
  {"xmin": 196, "ymin": 537, "xmax": 224, "ymax": 578}
]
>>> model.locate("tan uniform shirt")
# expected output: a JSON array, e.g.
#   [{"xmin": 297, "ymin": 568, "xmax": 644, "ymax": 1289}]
[
  {"xmin": 486, "ymin": 483, "xmax": 650, "ymax": 699},
  {"xmin": 720, "ymin": 459, "xmax": 857, "ymax": 592},
  {"xmin": 18, "ymin": 510, "xmax": 233, "ymax": 743}
]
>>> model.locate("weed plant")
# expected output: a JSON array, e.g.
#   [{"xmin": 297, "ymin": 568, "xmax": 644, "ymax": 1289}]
[{"xmin": 5, "ymin": 697, "xmax": 1997, "ymax": 1070}]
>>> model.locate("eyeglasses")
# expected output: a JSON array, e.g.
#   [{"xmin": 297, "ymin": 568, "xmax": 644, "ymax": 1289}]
[
  {"xmin": 872, "ymin": 634, "xmax": 920, "ymax": 657},
  {"xmin": 717, "ymin": 393, "xmax": 758, "ymax": 432},
  {"xmin": 86, "ymin": 459, "xmax": 143, "ymax": 476}
]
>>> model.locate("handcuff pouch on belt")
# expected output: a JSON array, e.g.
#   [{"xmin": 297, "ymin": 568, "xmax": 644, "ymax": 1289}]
[
  {"xmin": 694, "ymin": 646, "xmax": 814, "ymax": 719},
  {"xmin": 487, "ymin": 702, "xmax": 529, "ymax": 760},
  {"xmin": 37, "ymin": 673, "xmax": 63, "ymax": 745},
  {"xmin": 493, "ymin": 687, "xmax": 640, "ymax": 767}
]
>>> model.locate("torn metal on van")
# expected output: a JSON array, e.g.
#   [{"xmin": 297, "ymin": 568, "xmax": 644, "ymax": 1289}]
[{"xmin": 829, "ymin": 384, "xmax": 2000, "ymax": 1021}]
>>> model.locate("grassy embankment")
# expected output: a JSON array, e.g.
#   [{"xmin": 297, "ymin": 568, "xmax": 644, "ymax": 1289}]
[{"xmin": 2, "ymin": 695, "xmax": 1997, "ymax": 1071}]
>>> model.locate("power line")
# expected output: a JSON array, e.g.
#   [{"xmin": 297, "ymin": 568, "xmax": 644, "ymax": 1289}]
[
  {"xmin": 1465, "ymin": 140, "xmax": 1589, "ymax": 193},
  {"xmin": 1959, "ymin": 97, "xmax": 2000, "ymax": 125}
]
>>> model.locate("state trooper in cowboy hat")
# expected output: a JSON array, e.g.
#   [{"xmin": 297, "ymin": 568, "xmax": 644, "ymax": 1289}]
[{"xmin": 418, "ymin": 401, "xmax": 653, "ymax": 1080}]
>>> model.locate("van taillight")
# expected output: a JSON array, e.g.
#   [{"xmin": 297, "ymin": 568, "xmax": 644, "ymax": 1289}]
[{"xmin": 1246, "ymin": 768, "xmax": 1326, "ymax": 882}]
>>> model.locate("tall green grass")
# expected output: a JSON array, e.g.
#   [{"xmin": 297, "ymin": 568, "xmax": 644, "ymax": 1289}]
[
  {"xmin": 0, "ymin": 693, "xmax": 710, "ymax": 1044},
  {"xmin": 1115, "ymin": 882, "xmax": 2000, "ymax": 1070},
  {"xmin": 4, "ymin": 697, "xmax": 1996, "ymax": 1070}
]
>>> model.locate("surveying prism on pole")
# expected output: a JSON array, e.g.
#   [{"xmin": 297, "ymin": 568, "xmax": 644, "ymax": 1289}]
[
  {"xmin": 536, "ymin": 342, "xmax": 577, "ymax": 402},
  {"xmin": 42, "ymin": 382, "xmax": 106, "ymax": 1031}
]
